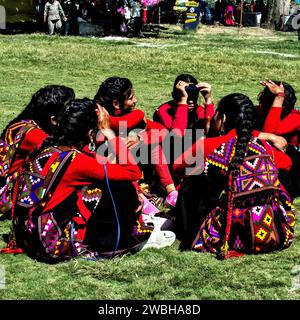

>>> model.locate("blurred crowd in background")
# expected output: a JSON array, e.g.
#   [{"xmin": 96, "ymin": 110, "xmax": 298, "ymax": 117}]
[{"xmin": 39, "ymin": 0, "xmax": 300, "ymax": 36}]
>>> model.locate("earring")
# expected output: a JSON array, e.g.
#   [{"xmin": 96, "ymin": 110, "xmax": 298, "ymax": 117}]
[
  {"xmin": 88, "ymin": 141, "xmax": 96, "ymax": 152},
  {"xmin": 219, "ymin": 126, "xmax": 225, "ymax": 136},
  {"xmin": 114, "ymin": 109, "xmax": 122, "ymax": 116}
]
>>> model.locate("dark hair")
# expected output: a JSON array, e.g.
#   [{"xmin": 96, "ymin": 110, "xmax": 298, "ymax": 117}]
[
  {"xmin": 172, "ymin": 74, "xmax": 198, "ymax": 102},
  {"xmin": 94, "ymin": 77, "xmax": 133, "ymax": 115},
  {"xmin": 258, "ymin": 81, "xmax": 297, "ymax": 119},
  {"xmin": 43, "ymin": 98, "xmax": 97, "ymax": 150},
  {"xmin": 1, "ymin": 85, "xmax": 75, "ymax": 138}
]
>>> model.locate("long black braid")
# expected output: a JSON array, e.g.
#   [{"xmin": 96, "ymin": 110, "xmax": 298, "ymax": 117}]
[
  {"xmin": 219, "ymin": 93, "xmax": 256, "ymax": 177},
  {"xmin": 215, "ymin": 93, "xmax": 256, "ymax": 258}
]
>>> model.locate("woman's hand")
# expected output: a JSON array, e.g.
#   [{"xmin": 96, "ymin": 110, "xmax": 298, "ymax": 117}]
[
  {"xmin": 197, "ymin": 82, "xmax": 212, "ymax": 104},
  {"xmin": 270, "ymin": 134, "xmax": 288, "ymax": 152},
  {"xmin": 260, "ymin": 79, "xmax": 284, "ymax": 95},
  {"xmin": 176, "ymin": 81, "xmax": 189, "ymax": 104},
  {"xmin": 259, "ymin": 132, "xmax": 287, "ymax": 152},
  {"xmin": 96, "ymin": 103, "xmax": 115, "ymax": 140},
  {"xmin": 260, "ymin": 80, "xmax": 284, "ymax": 108},
  {"xmin": 125, "ymin": 135, "xmax": 140, "ymax": 149}
]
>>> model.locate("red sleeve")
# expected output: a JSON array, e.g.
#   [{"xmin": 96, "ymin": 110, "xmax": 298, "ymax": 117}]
[
  {"xmin": 252, "ymin": 130, "xmax": 261, "ymax": 138},
  {"xmin": 140, "ymin": 120, "xmax": 169, "ymax": 145},
  {"xmin": 156, "ymin": 103, "xmax": 189, "ymax": 137},
  {"xmin": 19, "ymin": 128, "xmax": 48, "ymax": 153},
  {"xmin": 66, "ymin": 155, "xmax": 141, "ymax": 185},
  {"xmin": 110, "ymin": 109, "xmax": 145, "ymax": 132},
  {"xmin": 44, "ymin": 140, "xmax": 141, "ymax": 212},
  {"xmin": 66, "ymin": 137, "xmax": 141, "ymax": 186},
  {"xmin": 205, "ymin": 102, "xmax": 215, "ymax": 119},
  {"xmin": 263, "ymin": 107, "xmax": 300, "ymax": 135},
  {"xmin": 172, "ymin": 135, "xmax": 223, "ymax": 178},
  {"xmin": 261, "ymin": 140, "xmax": 292, "ymax": 171},
  {"xmin": 196, "ymin": 103, "xmax": 215, "ymax": 120},
  {"xmin": 273, "ymin": 150, "xmax": 292, "ymax": 171},
  {"xmin": 9, "ymin": 128, "xmax": 48, "ymax": 174}
]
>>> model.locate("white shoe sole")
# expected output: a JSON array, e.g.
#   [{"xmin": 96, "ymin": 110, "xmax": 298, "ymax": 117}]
[
  {"xmin": 140, "ymin": 231, "xmax": 176, "ymax": 251},
  {"xmin": 141, "ymin": 214, "xmax": 173, "ymax": 231}
]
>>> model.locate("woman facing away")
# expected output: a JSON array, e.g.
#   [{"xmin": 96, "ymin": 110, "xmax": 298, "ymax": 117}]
[
  {"xmin": 173, "ymin": 93, "xmax": 295, "ymax": 259},
  {"xmin": 0, "ymin": 85, "xmax": 75, "ymax": 219},
  {"xmin": 10, "ymin": 99, "xmax": 175, "ymax": 262}
]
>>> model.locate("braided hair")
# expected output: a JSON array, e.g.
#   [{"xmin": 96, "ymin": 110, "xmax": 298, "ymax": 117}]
[
  {"xmin": 94, "ymin": 77, "xmax": 133, "ymax": 115},
  {"xmin": 215, "ymin": 93, "xmax": 256, "ymax": 258},
  {"xmin": 258, "ymin": 81, "xmax": 297, "ymax": 128},
  {"xmin": 41, "ymin": 98, "xmax": 98, "ymax": 151},
  {"xmin": 1, "ymin": 85, "xmax": 75, "ymax": 139},
  {"xmin": 218, "ymin": 93, "xmax": 256, "ymax": 175}
]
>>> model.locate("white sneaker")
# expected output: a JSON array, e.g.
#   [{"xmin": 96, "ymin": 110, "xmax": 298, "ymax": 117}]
[
  {"xmin": 141, "ymin": 214, "xmax": 173, "ymax": 231},
  {"xmin": 140, "ymin": 230, "xmax": 176, "ymax": 251}
]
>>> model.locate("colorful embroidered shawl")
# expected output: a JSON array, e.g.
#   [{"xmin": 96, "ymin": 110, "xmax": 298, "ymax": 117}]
[
  {"xmin": 0, "ymin": 120, "xmax": 36, "ymax": 219},
  {"xmin": 193, "ymin": 137, "xmax": 295, "ymax": 256}
]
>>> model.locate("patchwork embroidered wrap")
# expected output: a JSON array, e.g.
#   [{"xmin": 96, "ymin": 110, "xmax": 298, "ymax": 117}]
[
  {"xmin": 193, "ymin": 137, "xmax": 295, "ymax": 255},
  {"xmin": 13, "ymin": 147, "xmax": 101, "ymax": 261},
  {"xmin": 13, "ymin": 147, "xmax": 150, "ymax": 262},
  {"xmin": 0, "ymin": 120, "xmax": 36, "ymax": 219}
]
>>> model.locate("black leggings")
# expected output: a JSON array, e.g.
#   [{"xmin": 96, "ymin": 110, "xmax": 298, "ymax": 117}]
[{"xmin": 84, "ymin": 181, "xmax": 148, "ymax": 256}]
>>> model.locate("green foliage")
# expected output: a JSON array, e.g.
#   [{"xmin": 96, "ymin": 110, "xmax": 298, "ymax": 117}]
[
  {"xmin": 0, "ymin": 25, "xmax": 300, "ymax": 300},
  {"xmin": 0, "ymin": 0, "xmax": 35, "ymax": 23}
]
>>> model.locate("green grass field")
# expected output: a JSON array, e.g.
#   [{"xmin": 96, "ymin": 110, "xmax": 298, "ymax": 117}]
[{"xmin": 0, "ymin": 25, "xmax": 300, "ymax": 300}]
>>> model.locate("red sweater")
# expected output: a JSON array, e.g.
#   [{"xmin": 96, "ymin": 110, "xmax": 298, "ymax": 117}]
[
  {"xmin": 109, "ymin": 109, "xmax": 168, "ymax": 145},
  {"xmin": 263, "ymin": 107, "xmax": 300, "ymax": 147},
  {"xmin": 44, "ymin": 137, "xmax": 141, "ymax": 212},
  {"xmin": 173, "ymin": 129, "xmax": 292, "ymax": 178},
  {"xmin": 110, "ymin": 109, "xmax": 145, "ymax": 132},
  {"xmin": 9, "ymin": 128, "xmax": 48, "ymax": 174},
  {"xmin": 154, "ymin": 101, "xmax": 215, "ymax": 137}
]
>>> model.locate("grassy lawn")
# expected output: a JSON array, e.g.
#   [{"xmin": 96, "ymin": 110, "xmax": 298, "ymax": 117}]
[{"xmin": 0, "ymin": 25, "xmax": 300, "ymax": 300}]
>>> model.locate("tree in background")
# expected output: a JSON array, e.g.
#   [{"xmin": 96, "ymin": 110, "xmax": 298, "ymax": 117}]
[
  {"xmin": 0, "ymin": 0, "xmax": 36, "ymax": 23},
  {"xmin": 261, "ymin": 0, "xmax": 291, "ymax": 29}
]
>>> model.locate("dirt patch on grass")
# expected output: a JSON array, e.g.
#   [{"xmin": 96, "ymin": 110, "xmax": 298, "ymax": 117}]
[
  {"xmin": 161, "ymin": 24, "xmax": 291, "ymax": 41},
  {"xmin": 197, "ymin": 25, "xmax": 277, "ymax": 37}
]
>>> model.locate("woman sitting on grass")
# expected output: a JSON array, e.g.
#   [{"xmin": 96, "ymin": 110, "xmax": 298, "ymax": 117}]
[
  {"xmin": 94, "ymin": 77, "xmax": 178, "ymax": 211},
  {"xmin": 153, "ymin": 73, "xmax": 215, "ymax": 137},
  {"xmin": 12, "ymin": 99, "xmax": 175, "ymax": 263},
  {"xmin": 259, "ymin": 80, "xmax": 300, "ymax": 200},
  {"xmin": 173, "ymin": 93, "xmax": 295, "ymax": 259},
  {"xmin": 0, "ymin": 85, "xmax": 75, "ymax": 220}
]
